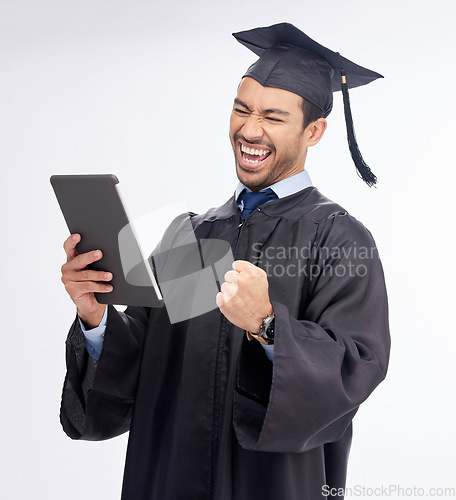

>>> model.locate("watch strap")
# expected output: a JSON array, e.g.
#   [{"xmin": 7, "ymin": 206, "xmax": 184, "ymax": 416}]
[{"xmin": 246, "ymin": 313, "xmax": 275, "ymax": 345}]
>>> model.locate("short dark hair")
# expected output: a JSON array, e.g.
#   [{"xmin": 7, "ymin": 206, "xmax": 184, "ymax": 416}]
[{"xmin": 301, "ymin": 97, "xmax": 324, "ymax": 129}]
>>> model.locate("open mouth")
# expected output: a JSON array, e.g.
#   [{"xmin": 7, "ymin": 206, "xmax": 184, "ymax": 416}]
[{"xmin": 238, "ymin": 142, "xmax": 272, "ymax": 167}]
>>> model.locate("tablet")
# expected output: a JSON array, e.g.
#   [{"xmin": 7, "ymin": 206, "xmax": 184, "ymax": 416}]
[{"xmin": 51, "ymin": 174, "xmax": 164, "ymax": 307}]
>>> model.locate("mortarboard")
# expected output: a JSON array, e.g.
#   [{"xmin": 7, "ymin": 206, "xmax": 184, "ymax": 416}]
[{"xmin": 233, "ymin": 23, "xmax": 383, "ymax": 186}]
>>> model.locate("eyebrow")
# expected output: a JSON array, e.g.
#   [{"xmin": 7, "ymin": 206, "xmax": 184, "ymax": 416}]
[{"xmin": 234, "ymin": 98, "xmax": 290, "ymax": 116}]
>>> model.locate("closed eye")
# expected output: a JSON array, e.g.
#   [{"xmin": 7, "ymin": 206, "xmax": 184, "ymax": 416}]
[
  {"xmin": 265, "ymin": 116, "xmax": 284, "ymax": 123},
  {"xmin": 234, "ymin": 108, "xmax": 249, "ymax": 115}
]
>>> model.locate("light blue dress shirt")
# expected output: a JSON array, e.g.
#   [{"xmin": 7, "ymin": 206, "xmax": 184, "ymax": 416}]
[{"xmin": 80, "ymin": 170, "xmax": 313, "ymax": 362}]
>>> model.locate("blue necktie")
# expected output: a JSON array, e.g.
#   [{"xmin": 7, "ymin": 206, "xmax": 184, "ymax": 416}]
[{"xmin": 239, "ymin": 188, "xmax": 278, "ymax": 219}]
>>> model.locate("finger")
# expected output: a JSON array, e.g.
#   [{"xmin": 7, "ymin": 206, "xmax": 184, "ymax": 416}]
[
  {"xmin": 224, "ymin": 270, "xmax": 238, "ymax": 283},
  {"xmin": 216, "ymin": 291, "xmax": 224, "ymax": 308},
  {"xmin": 64, "ymin": 233, "xmax": 81, "ymax": 262},
  {"xmin": 65, "ymin": 249, "xmax": 104, "ymax": 273},
  {"xmin": 220, "ymin": 281, "xmax": 238, "ymax": 301},
  {"xmin": 64, "ymin": 269, "xmax": 113, "ymax": 284},
  {"xmin": 232, "ymin": 260, "xmax": 254, "ymax": 273},
  {"xmin": 65, "ymin": 280, "xmax": 113, "ymax": 298}
]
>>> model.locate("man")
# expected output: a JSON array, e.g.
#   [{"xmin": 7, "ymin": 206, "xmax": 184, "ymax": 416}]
[{"xmin": 60, "ymin": 23, "xmax": 390, "ymax": 499}]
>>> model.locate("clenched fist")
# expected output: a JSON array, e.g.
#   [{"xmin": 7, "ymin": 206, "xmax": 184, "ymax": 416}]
[{"xmin": 216, "ymin": 260, "xmax": 273, "ymax": 333}]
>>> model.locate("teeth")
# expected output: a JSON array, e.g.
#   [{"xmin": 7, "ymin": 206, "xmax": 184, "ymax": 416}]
[{"xmin": 241, "ymin": 144, "xmax": 269, "ymax": 156}]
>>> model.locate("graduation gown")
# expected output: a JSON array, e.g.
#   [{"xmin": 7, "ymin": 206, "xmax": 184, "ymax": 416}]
[{"xmin": 60, "ymin": 186, "xmax": 390, "ymax": 500}]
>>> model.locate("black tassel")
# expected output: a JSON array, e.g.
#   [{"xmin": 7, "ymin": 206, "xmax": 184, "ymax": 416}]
[{"xmin": 340, "ymin": 68, "xmax": 377, "ymax": 187}]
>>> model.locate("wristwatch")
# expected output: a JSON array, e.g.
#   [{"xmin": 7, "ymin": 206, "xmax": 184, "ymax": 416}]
[{"xmin": 246, "ymin": 313, "xmax": 275, "ymax": 345}]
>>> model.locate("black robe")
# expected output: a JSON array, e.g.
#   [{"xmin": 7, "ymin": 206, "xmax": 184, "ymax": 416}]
[{"xmin": 60, "ymin": 187, "xmax": 390, "ymax": 500}]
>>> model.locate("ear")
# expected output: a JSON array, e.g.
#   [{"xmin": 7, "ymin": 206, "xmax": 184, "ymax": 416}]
[{"xmin": 306, "ymin": 118, "xmax": 327, "ymax": 147}]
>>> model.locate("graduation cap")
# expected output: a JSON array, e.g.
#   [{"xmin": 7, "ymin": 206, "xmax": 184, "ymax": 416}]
[{"xmin": 233, "ymin": 23, "xmax": 383, "ymax": 186}]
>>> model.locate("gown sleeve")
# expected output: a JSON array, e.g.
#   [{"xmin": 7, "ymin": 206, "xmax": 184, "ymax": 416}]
[
  {"xmin": 233, "ymin": 213, "xmax": 390, "ymax": 453},
  {"xmin": 59, "ymin": 212, "xmax": 194, "ymax": 441},
  {"xmin": 60, "ymin": 304, "xmax": 150, "ymax": 441}
]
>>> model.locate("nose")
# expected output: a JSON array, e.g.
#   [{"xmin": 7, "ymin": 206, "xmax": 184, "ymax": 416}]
[{"xmin": 241, "ymin": 115, "xmax": 264, "ymax": 142}]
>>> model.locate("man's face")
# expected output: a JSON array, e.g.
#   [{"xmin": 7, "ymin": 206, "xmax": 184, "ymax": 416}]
[{"xmin": 229, "ymin": 77, "xmax": 309, "ymax": 192}]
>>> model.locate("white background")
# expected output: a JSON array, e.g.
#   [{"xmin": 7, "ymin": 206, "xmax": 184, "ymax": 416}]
[{"xmin": 1, "ymin": 1, "xmax": 455, "ymax": 499}]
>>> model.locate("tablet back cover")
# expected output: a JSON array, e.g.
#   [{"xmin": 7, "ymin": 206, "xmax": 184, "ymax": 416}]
[{"xmin": 51, "ymin": 174, "xmax": 163, "ymax": 307}]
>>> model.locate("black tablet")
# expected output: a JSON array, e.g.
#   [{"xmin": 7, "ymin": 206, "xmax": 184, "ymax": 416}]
[{"xmin": 51, "ymin": 174, "xmax": 164, "ymax": 307}]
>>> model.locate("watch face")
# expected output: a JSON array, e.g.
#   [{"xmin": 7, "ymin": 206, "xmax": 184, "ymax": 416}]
[
  {"xmin": 260, "ymin": 315, "xmax": 275, "ymax": 341},
  {"xmin": 265, "ymin": 320, "xmax": 275, "ymax": 340}
]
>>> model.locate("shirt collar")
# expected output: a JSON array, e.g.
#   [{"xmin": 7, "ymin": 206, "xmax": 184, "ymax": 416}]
[{"xmin": 235, "ymin": 170, "xmax": 313, "ymax": 203}]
